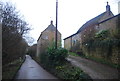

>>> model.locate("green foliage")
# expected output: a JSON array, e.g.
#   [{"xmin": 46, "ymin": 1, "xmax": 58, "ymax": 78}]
[
  {"xmin": 47, "ymin": 47, "xmax": 68, "ymax": 61},
  {"xmin": 2, "ymin": 1, "xmax": 30, "ymax": 65},
  {"xmin": 39, "ymin": 42, "xmax": 68, "ymax": 69},
  {"xmin": 42, "ymin": 47, "xmax": 68, "ymax": 67},
  {"xmin": 27, "ymin": 50, "xmax": 36, "ymax": 58},
  {"xmin": 84, "ymin": 29, "xmax": 119, "ymax": 52},
  {"xmin": 2, "ymin": 58, "xmax": 25, "ymax": 79},
  {"xmin": 111, "ymin": 29, "xmax": 120, "ymax": 39},
  {"xmin": 55, "ymin": 64, "xmax": 92, "ymax": 81},
  {"xmin": 84, "ymin": 38, "xmax": 120, "ymax": 58},
  {"xmin": 27, "ymin": 44, "xmax": 37, "ymax": 58},
  {"xmin": 69, "ymin": 52, "xmax": 80, "ymax": 56},
  {"xmin": 95, "ymin": 30, "xmax": 109, "ymax": 40},
  {"xmin": 38, "ymin": 45, "xmax": 92, "ymax": 81},
  {"xmin": 82, "ymin": 28, "xmax": 120, "ymax": 67}
]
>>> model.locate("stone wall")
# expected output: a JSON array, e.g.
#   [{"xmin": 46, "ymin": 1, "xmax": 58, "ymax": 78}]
[
  {"xmin": 37, "ymin": 29, "xmax": 61, "ymax": 57},
  {"xmin": 97, "ymin": 15, "xmax": 118, "ymax": 33},
  {"xmin": 81, "ymin": 15, "xmax": 119, "ymax": 64},
  {"xmin": 64, "ymin": 12, "xmax": 119, "ymax": 65},
  {"xmin": 72, "ymin": 33, "xmax": 81, "ymax": 46},
  {"xmin": 64, "ymin": 37, "xmax": 71, "ymax": 51},
  {"xmin": 82, "ymin": 43, "xmax": 120, "ymax": 64},
  {"xmin": 81, "ymin": 25, "xmax": 96, "ymax": 43},
  {"xmin": 64, "ymin": 33, "xmax": 82, "ymax": 51}
]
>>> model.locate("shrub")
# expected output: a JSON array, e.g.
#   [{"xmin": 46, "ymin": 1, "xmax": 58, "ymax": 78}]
[
  {"xmin": 95, "ymin": 30, "xmax": 109, "ymax": 40},
  {"xmin": 55, "ymin": 64, "xmax": 92, "ymax": 81},
  {"xmin": 38, "ymin": 46, "xmax": 92, "ymax": 81},
  {"xmin": 2, "ymin": 57, "xmax": 25, "ymax": 79},
  {"xmin": 47, "ymin": 47, "xmax": 68, "ymax": 66},
  {"xmin": 39, "ymin": 45, "xmax": 68, "ymax": 69}
]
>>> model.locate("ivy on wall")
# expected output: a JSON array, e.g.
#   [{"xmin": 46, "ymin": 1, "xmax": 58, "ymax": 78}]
[{"xmin": 82, "ymin": 29, "xmax": 120, "ymax": 64}]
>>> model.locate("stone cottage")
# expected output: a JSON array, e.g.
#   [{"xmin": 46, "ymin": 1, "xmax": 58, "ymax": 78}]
[
  {"xmin": 64, "ymin": 2, "xmax": 119, "ymax": 51},
  {"xmin": 36, "ymin": 21, "xmax": 61, "ymax": 57},
  {"xmin": 64, "ymin": 2, "xmax": 120, "ymax": 64}
]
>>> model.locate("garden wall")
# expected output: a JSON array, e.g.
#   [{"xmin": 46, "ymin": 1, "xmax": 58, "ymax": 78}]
[{"xmin": 82, "ymin": 40, "xmax": 120, "ymax": 64}]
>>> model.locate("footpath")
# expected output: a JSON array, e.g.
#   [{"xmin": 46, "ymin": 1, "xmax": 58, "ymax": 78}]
[{"xmin": 15, "ymin": 55, "xmax": 59, "ymax": 80}]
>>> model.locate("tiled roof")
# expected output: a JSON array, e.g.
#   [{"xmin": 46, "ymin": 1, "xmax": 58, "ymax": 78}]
[
  {"xmin": 98, "ymin": 13, "xmax": 120, "ymax": 24},
  {"xmin": 37, "ymin": 21, "xmax": 61, "ymax": 41},
  {"xmin": 63, "ymin": 33, "xmax": 77, "ymax": 40},
  {"xmin": 46, "ymin": 24, "xmax": 56, "ymax": 31},
  {"xmin": 64, "ymin": 12, "xmax": 106, "ymax": 40},
  {"xmin": 77, "ymin": 12, "xmax": 106, "ymax": 33}
]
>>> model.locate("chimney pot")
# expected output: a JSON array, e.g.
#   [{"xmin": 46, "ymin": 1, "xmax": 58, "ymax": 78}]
[{"xmin": 51, "ymin": 20, "xmax": 53, "ymax": 25}]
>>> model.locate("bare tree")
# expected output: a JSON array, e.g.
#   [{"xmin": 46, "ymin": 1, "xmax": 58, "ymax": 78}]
[{"xmin": 1, "ymin": 1, "xmax": 30, "ymax": 65}]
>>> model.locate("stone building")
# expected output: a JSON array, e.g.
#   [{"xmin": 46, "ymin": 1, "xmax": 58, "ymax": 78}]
[
  {"xmin": 36, "ymin": 21, "xmax": 61, "ymax": 57},
  {"xmin": 64, "ymin": 3, "xmax": 120, "ymax": 64},
  {"xmin": 64, "ymin": 3, "xmax": 119, "ymax": 51},
  {"xmin": 27, "ymin": 44, "xmax": 37, "ymax": 57}
]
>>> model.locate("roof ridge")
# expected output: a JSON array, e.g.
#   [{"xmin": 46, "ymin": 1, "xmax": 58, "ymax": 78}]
[
  {"xmin": 64, "ymin": 12, "xmax": 107, "ymax": 40},
  {"xmin": 77, "ymin": 12, "xmax": 106, "ymax": 33}
]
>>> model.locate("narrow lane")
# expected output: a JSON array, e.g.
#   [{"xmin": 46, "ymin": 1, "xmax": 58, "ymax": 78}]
[
  {"xmin": 15, "ymin": 55, "xmax": 58, "ymax": 79},
  {"xmin": 67, "ymin": 55, "xmax": 119, "ymax": 79}
]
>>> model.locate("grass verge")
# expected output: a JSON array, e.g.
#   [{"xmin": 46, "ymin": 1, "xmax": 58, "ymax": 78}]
[
  {"xmin": 68, "ymin": 52, "xmax": 79, "ymax": 56},
  {"xmin": 2, "ymin": 57, "xmax": 25, "ymax": 80}
]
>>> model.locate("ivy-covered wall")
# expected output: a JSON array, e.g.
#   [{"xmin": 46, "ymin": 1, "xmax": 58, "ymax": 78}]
[
  {"xmin": 77, "ymin": 14, "xmax": 119, "ymax": 65},
  {"xmin": 82, "ymin": 45, "xmax": 119, "ymax": 64},
  {"xmin": 82, "ymin": 38, "xmax": 120, "ymax": 64}
]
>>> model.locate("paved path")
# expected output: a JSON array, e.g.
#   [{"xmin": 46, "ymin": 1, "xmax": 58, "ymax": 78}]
[
  {"xmin": 67, "ymin": 55, "xmax": 119, "ymax": 79},
  {"xmin": 15, "ymin": 55, "xmax": 58, "ymax": 79}
]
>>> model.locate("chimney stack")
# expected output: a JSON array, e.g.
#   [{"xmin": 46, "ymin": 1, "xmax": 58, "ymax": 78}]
[
  {"xmin": 50, "ymin": 20, "xmax": 53, "ymax": 25},
  {"xmin": 106, "ymin": 2, "xmax": 110, "ymax": 12}
]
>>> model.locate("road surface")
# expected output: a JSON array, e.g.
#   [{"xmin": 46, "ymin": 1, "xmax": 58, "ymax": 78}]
[
  {"xmin": 67, "ymin": 55, "xmax": 119, "ymax": 79},
  {"xmin": 15, "ymin": 55, "xmax": 59, "ymax": 79}
]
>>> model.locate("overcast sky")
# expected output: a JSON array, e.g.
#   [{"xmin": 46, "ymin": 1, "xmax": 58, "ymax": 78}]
[{"xmin": 2, "ymin": 0, "xmax": 119, "ymax": 46}]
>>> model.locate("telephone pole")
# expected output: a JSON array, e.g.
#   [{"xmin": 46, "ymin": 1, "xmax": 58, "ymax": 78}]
[{"xmin": 55, "ymin": 0, "xmax": 58, "ymax": 49}]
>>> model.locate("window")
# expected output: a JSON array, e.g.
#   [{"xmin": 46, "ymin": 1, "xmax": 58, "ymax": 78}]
[
  {"xmin": 73, "ymin": 40, "xmax": 76, "ymax": 45},
  {"xmin": 95, "ymin": 25, "xmax": 99, "ymax": 29},
  {"xmin": 42, "ymin": 35, "xmax": 48, "ymax": 40}
]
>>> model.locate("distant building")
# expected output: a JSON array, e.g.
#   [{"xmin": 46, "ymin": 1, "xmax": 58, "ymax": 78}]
[
  {"xmin": 36, "ymin": 21, "xmax": 61, "ymax": 57},
  {"xmin": 64, "ymin": 2, "xmax": 119, "ymax": 51},
  {"xmin": 27, "ymin": 44, "xmax": 37, "ymax": 57}
]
